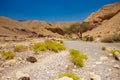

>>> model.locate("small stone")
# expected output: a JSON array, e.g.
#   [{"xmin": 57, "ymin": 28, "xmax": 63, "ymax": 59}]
[
  {"xmin": 55, "ymin": 76, "xmax": 73, "ymax": 80},
  {"xmin": 100, "ymin": 56, "xmax": 108, "ymax": 61},
  {"xmin": 95, "ymin": 61, "xmax": 102, "ymax": 65},
  {"xmin": 90, "ymin": 72, "xmax": 101, "ymax": 80},
  {"xmin": 16, "ymin": 71, "xmax": 29, "ymax": 79},
  {"xmin": 0, "ymin": 67, "xmax": 4, "ymax": 71},
  {"xmin": 18, "ymin": 76, "xmax": 30, "ymax": 80},
  {"xmin": 26, "ymin": 56, "xmax": 37, "ymax": 63},
  {"xmin": 113, "ymin": 64, "xmax": 120, "ymax": 69}
]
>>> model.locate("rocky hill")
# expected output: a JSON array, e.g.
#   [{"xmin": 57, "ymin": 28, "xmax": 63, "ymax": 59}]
[
  {"xmin": 0, "ymin": 16, "xmax": 75, "ymax": 41},
  {"xmin": 84, "ymin": 2, "xmax": 120, "ymax": 41}
]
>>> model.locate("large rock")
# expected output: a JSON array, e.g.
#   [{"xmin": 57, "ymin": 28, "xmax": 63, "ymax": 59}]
[{"xmin": 26, "ymin": 56, "xmax": 37, "ymax": 63}]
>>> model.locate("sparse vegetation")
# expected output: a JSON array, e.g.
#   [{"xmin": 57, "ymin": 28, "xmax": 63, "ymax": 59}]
[
  {"xmin": 30, "ymin": 43, "xmax": 47, "ymax": 53},
  {"xmin": 109, "ymin": 49, "xmax": 120, "ymax": 55},
  {"xmin": 101, "ymin": 46, "xmax": 106, "ymax": 50},
  {"xmin": 101, "ymin": 32, "xmax": 120, "ymax": 43},
  {"xmin": 109, "ymin": 49, "xmax": 120, "ymax": 60},
  {"xmin": 0, "ymin": 51, "xmax": 15, "ymax": 59},
  {"xmin": 69, "ymin": 49, "xmax": 88, "ymax": 67},
  {"xmin": 58, "ymin": 72, "xmax": 80, "ymax": 80},
  {"xmin": 45, "ymin": 39, "xmax": 66, "ymax": 52},
  {"xmin": 82, "ymin": 36, "xmax": 94, "ymax": 41},
  {"xmin": 65, "ymin": 22, "xmax": 92, "ymax": 39},
  {"xmin": 30, "ymin": 39, "xmax": 66, "ymax": 53},
  {"xmin": 14, "ymin": 45, "xmax": 27, "ymax": 52}
]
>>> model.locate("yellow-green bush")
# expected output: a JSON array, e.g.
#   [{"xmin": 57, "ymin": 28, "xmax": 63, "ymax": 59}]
[
  {"xmin": 59, "ymin": 72, "xmax": 80, "ymax": 80},
  {"xmin": 45, "ymin": 39, "xmax": 66, "ymax": 52},
  {"xmin": 109, "ymin": 49, "xmax": 120, "ymax": 56},
  {"xmin": 31, "ymin": 39, "xmax": 66, "ymax": 53},
  {"xmin": 69, "ymin": 49, "xmax": 87, "ymax": 67},
  {"xmin": 0, "ymin": 51, "xmax": 15, "ymax": 59},
  {"xmin": 101, "ymin": 46, "xmax": 106, "ymax": 50},
  {"xmin": 14, "ymin": 45, "xmax": 27, "ymax": 52},
  {"xmin": 31, "ymin": 43, "xmax": 47, "ymax": 53}
]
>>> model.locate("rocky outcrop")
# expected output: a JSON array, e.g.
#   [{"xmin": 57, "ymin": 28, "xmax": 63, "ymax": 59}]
[
  {"xmin": 85, "ymin": 2, "xmax": 120, "ymax": 26},
  {"xmin": 84, "ymin": 2, "xmax": 120, "ymax": 40}
]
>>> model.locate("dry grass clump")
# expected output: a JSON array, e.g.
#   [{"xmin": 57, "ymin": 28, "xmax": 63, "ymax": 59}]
[
  {"xmin": 69, "ymin": 49, "xmax": 88, "ymax": 67},
  {"xmin": 30, "ymin": 39, "xmax": 66, "ymax": 53},
  {"xmin": 58, "ymin": 72, "xmax": 80, "ymax": 80},
  {"xmin": 101, "ymin": 46, "xmax": 106, "ymax": 50},
  {"xmin": 14, "ymin": 45, "xmax": 27, "ymax": 52},
  {"xmin": 0, "ymin": 51, "xmax": 15, "ymax": 59},
  {"xmin": 101, "ymin": 32, "xmax": 120, "ymax": 43}
]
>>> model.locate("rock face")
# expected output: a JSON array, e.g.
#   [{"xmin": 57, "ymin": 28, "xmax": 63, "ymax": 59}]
[
  {"xmin": 84, "ymin": 2, "xmax": 120, "ymax": 40},
  {"xmin": 85, "ymin": 2, "xmax": 120, "ymax": 25}
]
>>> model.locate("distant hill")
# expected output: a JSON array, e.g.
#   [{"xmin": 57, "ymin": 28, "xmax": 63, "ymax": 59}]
[
  {"xmin": 0, "ymin": 16, "xmax": 75, "ymax": 41},
  {"xmin": 84, "ymin": 2, "xmax": 120, "ymax": 41}
]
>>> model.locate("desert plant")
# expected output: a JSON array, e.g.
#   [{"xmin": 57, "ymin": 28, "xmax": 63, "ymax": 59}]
[
  {"xmin": 31, "ymin": 43, "xmax": 47, "ymax": 53},
  {"xmin": 14, "ymin": 45, "xmax": 27, "ymax": 52},
  {"xmin": 69, "ymin": 49, "xmax": 87, "ymax": 67},
  {"xmin": 58, "ymin": 72, "xmax": 80, "ymax": 80},
  {"xmin": 31, "ymin": 39, "xmax": 66, "ymax": 53},
  {"xmin": 101, "ymin": 46, "xmax": 106, "ymax": 50},
  {"xmin": 109, "ymin": 49, "xmax": 120, "ymax": 60},
  {"xmin": 45, "ymin": 39, "xmax": 66, "ymax": 52},
  {"xmin": 101, "ymin": 32, "xmax": 120, "ymax": 43},
  {"xmin": 0, "ymin": 51, "xmax": 15, "ymax": 59},
  {"xmin": 65, "ymin": 22, "xmax": 92, "ymax": 39}
]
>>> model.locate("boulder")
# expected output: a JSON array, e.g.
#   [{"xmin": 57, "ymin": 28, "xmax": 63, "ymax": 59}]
[{"xmin": 26, "ymin": 56, "xmax": 37, "ymax": 63}]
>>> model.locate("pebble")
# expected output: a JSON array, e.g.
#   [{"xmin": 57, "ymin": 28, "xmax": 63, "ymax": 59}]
[{"xmin": 90, "ymin": 72, "xmax": 101, "ymax": 80}]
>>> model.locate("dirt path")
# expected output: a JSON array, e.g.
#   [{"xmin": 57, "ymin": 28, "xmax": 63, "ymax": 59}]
[{"xmin": 0, "ymin": 40, "xmax": 120, "ymax": 80}]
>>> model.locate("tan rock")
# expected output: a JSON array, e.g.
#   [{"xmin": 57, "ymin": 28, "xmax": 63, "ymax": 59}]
[
  {"xmin": 90, "ymin": 72, "xmax": 101, "ymax": 80},
  {"xmin": 1, "ymin": 59, "xmax": 17, "ymax": 67}
]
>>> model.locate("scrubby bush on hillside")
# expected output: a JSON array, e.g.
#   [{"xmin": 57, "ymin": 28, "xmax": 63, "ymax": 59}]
[
  {"xmin": 101, "ymin": 32, "xmax": 120, "ymax": 43},
  {"xmin": 69, "ymin": 49, "xmax": 87, "ymax": 67},
  {"xmin": 65, "ymin": 22, "xmax": 92, "ymax": 39},
  {"xmin": 58, "ymin": 72, "xmax": 80, "ymax": 80},
  {"xmin": 14, "ymin": 45, "xmax": 27, "ymax": 52},
  {"xmin": 82, "ymin": 36, "xmax": 94, "ymax": 41},
  {"xmin": 0, "ymin": 51, "xmax": 15, "ymax": 59}
]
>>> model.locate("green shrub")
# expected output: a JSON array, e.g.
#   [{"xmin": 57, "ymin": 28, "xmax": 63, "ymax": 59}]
[
  {"xmin": 109, "ymin": 49, "xmax": 120, "ymax": 56},
  {"xmin": 0, "ymin": 51, "xmax": 15, "ymax": 59},
  {"xmin": 31, "ymin": 39, "xmax": 66, "ymax": 53},
  {"xmin": 31, "ymin": 43, "xmax": 47, "ymax": 53},
  {"xmin": 14, "ymin": 45, "xmax": 27, "ymax": 52},
  {"xmin": 45, "ymin": 39, "xmax": 66, "ymax": 52},
  {"xmin": 69, "ymin": 49, "xmax": 87, "ymax": 67},
  {"xmin": 82, "ymin": 36, "xmax": 94, "ymax": 41},
  {"xmin": 101, "ymin": 46, "xmax": 106, "ymax": 50},
  {"xmin": 59, "ymin": 72, "xmax": 80, "ymax": 80}
]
